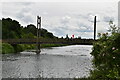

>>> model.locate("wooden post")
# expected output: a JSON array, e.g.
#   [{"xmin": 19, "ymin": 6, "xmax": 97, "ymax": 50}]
[
  {"xmin": 94, "ymin": 16, "xmax": 96, "ymax": 40},
  {"xmin": 36, "ymin": 16, "xmax": 41, "ymax": 54}
]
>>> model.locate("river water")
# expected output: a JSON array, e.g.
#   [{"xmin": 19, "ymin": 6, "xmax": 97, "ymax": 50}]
[{"xmin": 2, "ymin": 45, "xmax": 93, "ymax": 78}]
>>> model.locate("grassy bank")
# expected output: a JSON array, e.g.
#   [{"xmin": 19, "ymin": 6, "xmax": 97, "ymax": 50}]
[
  {"xmin": 2, "ymin": 43, "xmax": 15, "ymax": 54},
  {"xmin": 1, "ymin": 43, "xmax": 68, "ymax": 54}
]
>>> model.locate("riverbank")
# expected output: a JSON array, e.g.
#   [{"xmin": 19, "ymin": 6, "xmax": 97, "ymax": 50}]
[{"xmin": 1, "ymin": 42, "xmax": 68, "ymax": 54}]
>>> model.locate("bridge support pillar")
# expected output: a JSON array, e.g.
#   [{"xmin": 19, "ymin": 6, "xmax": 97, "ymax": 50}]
[
  {"xmin": 36, "ymin": 16, "xmax": 41, "ymax": 54},
  {"xmin": 36, "ymin": 44, "xmax": 41, "ymax": 54}
]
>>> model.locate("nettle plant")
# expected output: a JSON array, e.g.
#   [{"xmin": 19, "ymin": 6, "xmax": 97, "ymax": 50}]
[{"xmin": 90, "ymin": 21, "xmax": 120, "ymax": 79}]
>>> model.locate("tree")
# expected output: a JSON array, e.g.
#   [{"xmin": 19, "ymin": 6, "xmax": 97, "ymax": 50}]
[
  {"xmin": 2, "ymin": 18, "xmax": 56, "ymax": 39},
  {"xmin": 108, "ymin": 20, "xmax": 119, "ymax": 34},
  {"xmin": 2, "ymin": 18, "xmax": 22, "ymax": 39},
  {"xmin": 46, "ymin": 32, "xmax": 54, "ymax": 38},
  {"xmin": 65, "ymin": 34, "xmax": 69, "ymax": 39}
]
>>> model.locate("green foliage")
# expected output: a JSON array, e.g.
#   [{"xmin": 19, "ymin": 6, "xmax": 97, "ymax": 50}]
[
  {"xmin": 12, "ymin": 44, "xmax": 24, "ymax": 53},
  {"xmin": 12, "ymin": 44, "xmax": 36, "ymax": 53},
  {"xmin": 21, "ymin": 32, "xmax": 36, "ymax": 39},
  {"xmin": 2, "ymin": 43, "xmax": 36, "ymax": 54},
  {"xmin": 2, "ymin": 18, "xmax": 56, "ymax": 39},
  {"xmin": 23, "ymin": 24, "xmax": 37, "ymax": 36},
  {"xmin": 90, "ymin": 22, "xmax": 120, "ymax": 79},
  {"xmin": 46, "ymin": 32, "xmax": 54, "ymax": 38},
  {"xmin": 108, "ymin": 21, "xmax": 120, "ymax": 34},
  {"xmin": 23, "ymin": 44, "xmax": 36, "ymax": 50},
  {"xmin": 2, "ymin": 18, "xmax": 57, "ymax": 54},
  {"xmin": 2, "ymin": 18, "xmax": 22, "ymax": 39},
  {"xmin": 2, "ymin": 43, "xmax": 15, "ymax": 54}
]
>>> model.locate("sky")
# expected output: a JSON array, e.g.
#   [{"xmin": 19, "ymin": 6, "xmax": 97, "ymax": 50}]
[{"xmin": 1, "ymin": 0, "xmax": 119, "ymax": 38}]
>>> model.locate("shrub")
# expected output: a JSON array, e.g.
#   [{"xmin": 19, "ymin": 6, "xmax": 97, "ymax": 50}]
[{"xmin": 90, "ymin": 22, "xmax": 120, "ymax": 79}]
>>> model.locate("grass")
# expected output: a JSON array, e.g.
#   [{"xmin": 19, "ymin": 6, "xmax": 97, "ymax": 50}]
[
  {"xmin": 2, "ymin": 43, "xmax": 15, "ymax": 54},
  {"xmin": 1, "ymin": 43, "xmax": 68, "ymax": 54}
]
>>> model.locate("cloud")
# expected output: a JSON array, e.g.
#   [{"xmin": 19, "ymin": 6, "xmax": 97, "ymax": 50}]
[
  {"xmin": 103, "ymin": 16, "xmax": 115, "ymax": 22},
  {"xmin": 42, "ymin": 12, "xmax": 48, "ymax": 15},
  {"xmin": 61, "ymin": 15, "xmax": 71, "ymax": 25},
  {"xmin": 0, "ymin": 3, "xmax": 2, "ymax": 18},
  {"xmin": 2, "ymin": 2, "xmax": 118, "ymax": 38},
  {"xmin": 16, "ymin": 9, "xmax": 34, "ymax": 24},
  {"xmin": 87, "ymin": 13, "xmax": 101, "ymax": 22}
]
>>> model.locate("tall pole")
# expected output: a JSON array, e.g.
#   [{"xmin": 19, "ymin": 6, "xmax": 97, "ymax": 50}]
[
  {"xmin": 94, "ymin": 16, "xmax": 96, "ymax": 40},
  {"xmin": 118, "ymin": 2, "xmax": 120, "ymax": 32},
  {"xmin": 36, "ymin": 16, "xmax": 41, "ymax": 54}
]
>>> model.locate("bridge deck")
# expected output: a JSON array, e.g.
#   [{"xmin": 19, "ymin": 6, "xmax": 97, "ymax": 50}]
[{"xmin": 2, "ymin": 39, "xmax": 93, "ymax": 45}]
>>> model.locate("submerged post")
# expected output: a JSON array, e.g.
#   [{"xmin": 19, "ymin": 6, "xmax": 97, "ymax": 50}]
[
  {"xmin": 36, "ymin": 16, "xmax": 41, "ymax": 54},
  {"xmin": 94, "ymin": 16, "xmax": 96, "ymax": 40}
]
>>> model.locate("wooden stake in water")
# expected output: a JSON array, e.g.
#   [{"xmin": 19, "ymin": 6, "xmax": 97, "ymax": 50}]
[{"xmin": 36, "ymin": 16, "xmax": 41, "ymax": 54}]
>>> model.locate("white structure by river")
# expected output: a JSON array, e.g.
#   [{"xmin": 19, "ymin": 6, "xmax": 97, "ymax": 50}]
[{"xmin": 2, "ymin": 45, "xmax": 93, "ymax": 78}]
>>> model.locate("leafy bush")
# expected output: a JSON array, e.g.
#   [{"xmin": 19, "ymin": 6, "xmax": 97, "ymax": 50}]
[{"xmin": 90, "ymin": 22, "xmax": 120, "ymax": 79}]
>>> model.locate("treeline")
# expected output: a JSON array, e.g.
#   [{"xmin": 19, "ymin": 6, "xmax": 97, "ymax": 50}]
[
  {"xmin": 1, "ymin": 18, "xmax": 60, "ymax": 54},
  {"xmin": 1, "ymin": 18, "xmax": 93, "ymax": 54},
  {"xmin": 2, "ymin": 18, "xmax": 56, "ymax": 39},
  {"xmin": 1, "ymin": 18, "xmax": 93, "ymax": 44}
]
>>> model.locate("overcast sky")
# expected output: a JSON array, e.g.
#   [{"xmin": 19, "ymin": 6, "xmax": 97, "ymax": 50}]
[{"xmin": 1, "ymin": 0, "xmax": 119, "ymax": 38}]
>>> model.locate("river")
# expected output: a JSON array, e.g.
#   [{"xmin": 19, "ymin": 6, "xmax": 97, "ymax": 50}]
[{"xmin": 2, "ymin": 45, "xmax": 93, "ymax": 78}]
